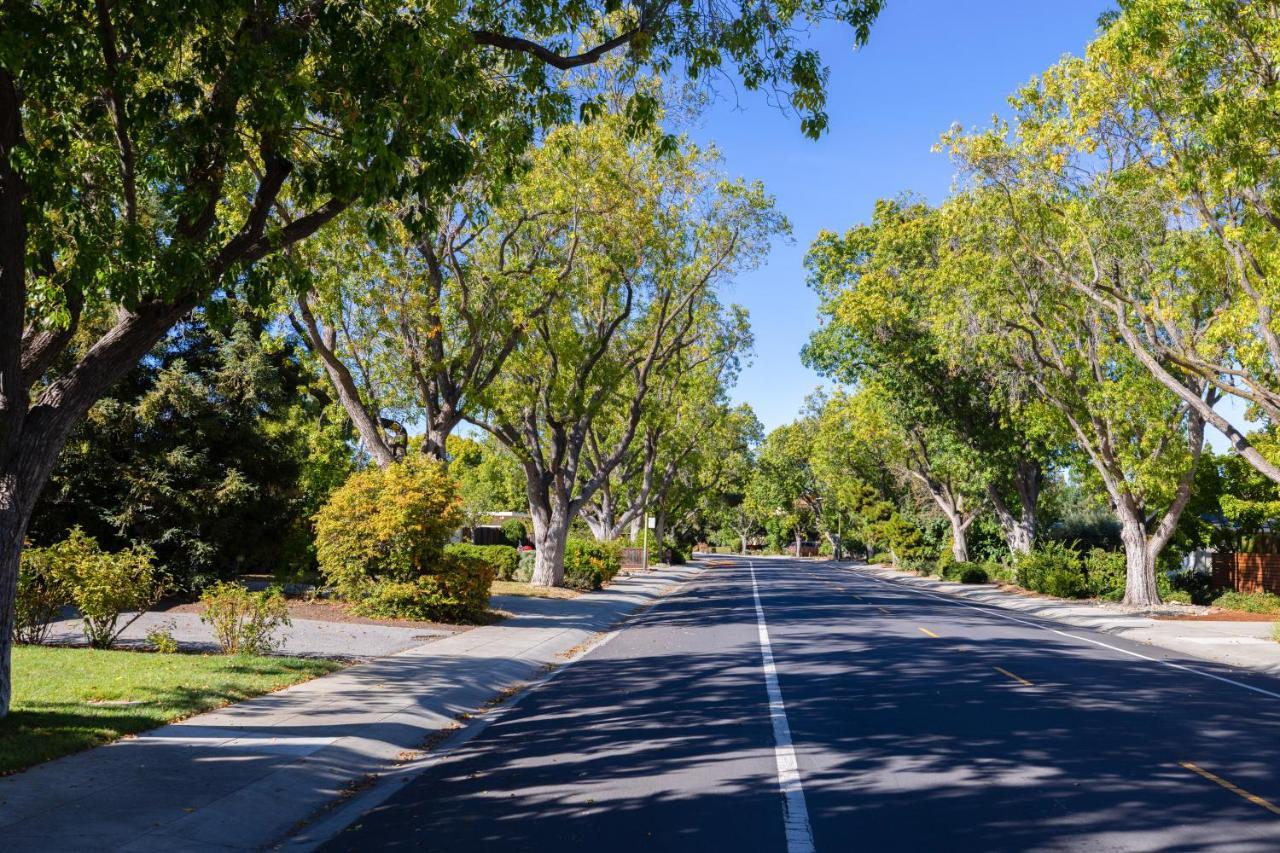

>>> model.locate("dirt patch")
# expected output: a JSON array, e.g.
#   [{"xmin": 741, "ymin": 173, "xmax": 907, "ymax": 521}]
[
  {"xmin": 490, "ymin": 580, "xmax": 581, "ymax": 600},
  {"xmin": 1153, "ymin": 610, "xmax": 1277, "ymax": 623},
  {"xmin": 166, "ymin": 599, "xmax": 498, "ymax": 631}
]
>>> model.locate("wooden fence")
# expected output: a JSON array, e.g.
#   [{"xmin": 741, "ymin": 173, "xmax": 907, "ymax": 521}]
[{"xmin": 1212, "ymin": 552, "xmax": 1280, "ymax": 595}]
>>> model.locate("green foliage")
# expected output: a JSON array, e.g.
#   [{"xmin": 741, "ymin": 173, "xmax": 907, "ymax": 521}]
[
  {"xmin": 30, "ymin": 313, "xmax": 350, "ymax": 590},
  {"xmin": 1170, "ymin": 570, "xmax": 1215, "ymax": 606},
  {"xmin": 145, "ymin": 622, "xmax": 180, "ymax": 654},
  {"xmin": 1082, "ymin": 549, "xmax": 1127, "ymax": 602},
  {"xmin": 1014, "ymin": 543, "xmax": 1087, "ymax": 599},
  {"xmin": 663, "ymin": 539, "xmax": 688, "ymax": 565},
  {"xmin": 444, "ymin": 544, "xmax": 520, "ymax": 582},
  {"xmin": 1212, "ymin": 591, "xmax": 1280, "ymax": 616},
  {"xmin": 501, "ymin": 520, "xmax": 529, "ymax": 548},
  {"xmin": 200, "ymin": 583, "xmax": 292, "ymax": 655},
  {"xmin": 32, "ymin": 529, "xmax": 159, "ymax": 649},
  {"xmin": 868, "ymin": 552, "xmax": 894, "ymax": 565},
  {"xmin": 563, "ymin": 539, "xmax": 623, "ymax": 591},
  {"xmin": 959, "ymin": 565, "xmax": 990, "ymax": 584},
  {"xmin": 14, "ymin": 546, "xmax": 68, "ymax": 645},
  {"xmin": 314, "ymin": 457, "xmax": 462, "ymax": 599},
  {"xmin": 514, "ymin": 549, "xmax": 537, "ymax": 583},
  {"xmin": 353, "ymin": 554, "xmax": 494, "ymax": 623}
]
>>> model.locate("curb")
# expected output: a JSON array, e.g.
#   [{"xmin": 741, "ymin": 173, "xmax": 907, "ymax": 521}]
[{"xmin": 276, "ymin": 563, "xmax": 706, "ymax": 850}]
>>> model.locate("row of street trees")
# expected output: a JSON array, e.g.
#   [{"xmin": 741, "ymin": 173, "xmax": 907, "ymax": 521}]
[
  {"xmin": 0, "ymin": 0, "xmax": 886, "ymax": 716},
  {"xmin": 769, "ymin": 0, "xmax": 1280, "ymax": 607}
]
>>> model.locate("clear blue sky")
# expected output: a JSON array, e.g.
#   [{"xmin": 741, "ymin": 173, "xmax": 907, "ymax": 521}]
[{"xmin": 690, "ymin": 1, "xmax": 1111, "ymax": 431}]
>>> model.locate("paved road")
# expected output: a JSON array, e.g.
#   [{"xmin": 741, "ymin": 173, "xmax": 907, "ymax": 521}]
[{"xmin": 319, "ymin": 558, "xmax": 1280, "ymax": 852}]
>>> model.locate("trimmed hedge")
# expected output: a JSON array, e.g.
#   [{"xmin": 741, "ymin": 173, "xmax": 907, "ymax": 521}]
[
  {"xmin": 445, "ymin": 543, "xmax": 520, "ymax": 581},
  {"xmin": 353, "ymin": 552, "xmax": 494, "ymax": 623}
]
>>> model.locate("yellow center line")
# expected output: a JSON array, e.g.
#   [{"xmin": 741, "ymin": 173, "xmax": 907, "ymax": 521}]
[
  {"xmin": 1181, "ymin": 762, "xmax": 1280, "ymax": 816},
  {"xmin": 994, "ymin": 666, "xmax": 1034, "ymax": 687},
  {"xmin": 877, "ymin": 606, "xmax": 891, "ymax": 615},
  {"xmin": 918, "ymin": 627, "xmax": 940, "ymax": 638}
]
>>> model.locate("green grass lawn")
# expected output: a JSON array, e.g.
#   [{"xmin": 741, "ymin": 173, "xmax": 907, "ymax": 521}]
[{"xmin": 0, "ymin": 645, "xmax": 342, "ymax": 775}]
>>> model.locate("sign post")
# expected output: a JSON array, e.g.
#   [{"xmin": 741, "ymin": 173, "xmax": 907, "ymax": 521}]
[{"xmin": 640, "ymin": 514, "xmax": 650, "ymax": 570}]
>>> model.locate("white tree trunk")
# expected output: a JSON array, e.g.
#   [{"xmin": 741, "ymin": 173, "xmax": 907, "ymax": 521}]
[
  {"xmin": 529, "ymin": 502, "xmax": 570, "ymax": 587},
  {"xmin": 947, "ymin": 512, "xmax": 970, "ymax": 563},
  {"xmin": 1119, "ymin": 516, "xmax": 1160, "ymax": 606}
]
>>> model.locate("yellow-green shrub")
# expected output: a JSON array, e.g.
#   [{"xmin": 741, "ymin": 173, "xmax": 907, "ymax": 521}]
[
  {"xmin": 314, "ymin": 457, "xmax": 463, "ymax": 598},
  {"xmin": 26, "ymin": 528, "xmax": 158, "ymax": 649},
  {"xmin": 563, "ymin": 539, "xmax": 623, "ymax": 590},
  {"xmin": 353, "ymin": 552, "xmax": 495, "ymax": 623},
  {"xmin": 200, "ymin": 582, "xmax": 291, "ymax": 655}
]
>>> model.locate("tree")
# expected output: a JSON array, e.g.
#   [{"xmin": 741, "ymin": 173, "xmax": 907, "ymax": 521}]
[
  {"xmin": 579, "ymin": 307, "xmax": 751, "ymax": 544},
  {"xmin": 29, "ymin": 310, "xmax": 348, "ymax": 589},
  {"xmin": 1, "ymin": 0, "xmax": 883, "ymax": 714},
  {"xmin": 961, "ymin": 1, "xmax": 1280, "ymax": 485},
  {"xmin": 928, "ymin": 189, "xmax": 1210, "ymax": 605},
  {"xmin": 447, "ymin": 434, "xmax": 526, "ymax": 538},
  {"xmin": 804, "ymin": 199, "xmax": 1047, "ymax": 558},
  {"xmin": 470, "ymin": 120, "xmax": 782, "ymax": 584},
  {"xmin": 698, "ymin": 405, "xmax": 765, "ymax": 554}
]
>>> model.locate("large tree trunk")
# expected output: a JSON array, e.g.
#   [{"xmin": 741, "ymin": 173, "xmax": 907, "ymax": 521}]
[
  {"xmin": 1119, "ymin": 514, "xmax": 1160, "ymax": 607},
  {"xmin": 529, "ymin": 501, "xmax": 570, "ymax": 587},
  {"xmin": 739, "ymin": 532, "xmax": 748, "ymax": 556},
  {"xmin": 987, "ymin": 459, "xmax": 1040, "ymax": 557},
  {"xmin": 794, "ymin": 528, "xmax": 802, "ymax": 558},
  {"xmin": 946, "ymin": 510, "xmax": 971, "ymax": 563},
  {"xmin": 0, "ymin": 489, "xmax": 27, "ymax": 718}
]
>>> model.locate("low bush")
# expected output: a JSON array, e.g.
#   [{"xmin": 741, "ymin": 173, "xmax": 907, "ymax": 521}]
[
  {"xmin": 445, "ymin": 543, "xmax": 520, "ymax": 581},
  {"xmin": 959, "ymin": 565, "xmax": 990, "ymax": 584},
  {"xmin": 1212, "ymin": 590, "xmax": 1280, "ymax": 615},
  {"xmin": 663, "ymin": 539, "xmax": 688, "ymax": 565},
  {"xmin": 1082, "ymin": 548, "xmax": 1127, "ymax": 602},
  {"xmin": 867, "ymin": 552, "xmax": 894, "ymax": 566},
  {"xmin": 31, "ymin": 528, "xmax": 159, "ymax": 649},
  {"xmin": 14, "ymin": 544, "xmax": 69, "ymax": 644},
  {"xmin": 514, "ymin": 548, "xmax": 536, "ymax": 582},
  {"xmin": 1014, "ymin": 542, "xmax": 1087, "ymax": 599},
  {"xmin": 500, "ymin": 519, "xmax": 528, "ymax": 548},
  {"xmin": 314, "ymin": 456, "xmax": 462, "ymax": 599},
  {"xmin": 145, "ymin": 620, "xmax": 180, "ymax": 654},
  {"xmin": 563, "ymin": 538, "xmax": 622, "ymax": 590},
  {"xmin": 1169, "ymin": 569, "xmax": 1215, "ymax": 605},
  {"xmin": 1162, "ymin": 589, "xmax": 1193, "ymax": 605},
  {"xmin": 353, "ymin": 552, "xmax": 495, "ymax": 622},
  {"xmin": 201, "ymin": 582, "xmax": 291, "ymax": 654}
]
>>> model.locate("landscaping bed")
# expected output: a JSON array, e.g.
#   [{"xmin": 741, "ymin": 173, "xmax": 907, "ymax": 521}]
[{"xmin": 0, "ymin": 645, "xmax": 341, "ymax": 775}]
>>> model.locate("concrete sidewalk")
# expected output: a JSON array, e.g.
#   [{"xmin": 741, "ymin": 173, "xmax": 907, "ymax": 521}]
[
  {"xmin": 0, "ymin": 564, "xmax": 700, "ymax": 852},
  {"xmin": 859, "ymin": 563, "xmax": 1280, "ymax": 676}
]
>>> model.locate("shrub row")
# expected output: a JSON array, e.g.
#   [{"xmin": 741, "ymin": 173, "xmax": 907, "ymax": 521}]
[{"xmin": 444, "ymin": 543, "xmax": 520, "ymax": 581}]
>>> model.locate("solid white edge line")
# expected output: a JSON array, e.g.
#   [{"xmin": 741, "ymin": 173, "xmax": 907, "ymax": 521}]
[
  {"xmin": 749, "ymin": 560, "xmax": 817, "ymax": 853},
  {"xmin": 853, "ymin": 567, "xmax": 1280, "ymax": 702}
]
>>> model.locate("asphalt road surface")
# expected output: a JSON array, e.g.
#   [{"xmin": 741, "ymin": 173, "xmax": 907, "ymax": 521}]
[{"xmin": 320, "ymin": 557, "xmax": 1280, "ymax": 852}]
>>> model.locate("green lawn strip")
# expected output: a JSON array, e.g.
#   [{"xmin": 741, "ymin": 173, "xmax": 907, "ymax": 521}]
[{"xmin": 0, "ymin": 645, "xmax": 342, "ymax": 776}]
